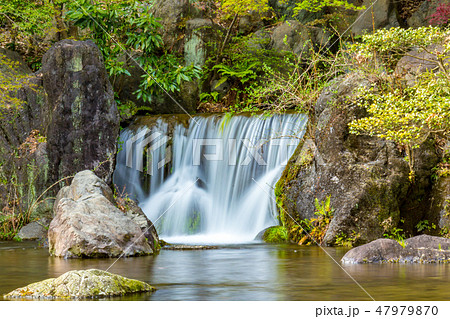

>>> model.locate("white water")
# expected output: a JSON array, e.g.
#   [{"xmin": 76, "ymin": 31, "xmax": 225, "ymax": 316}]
[{"xmin": 114, "ymin": 113, "xmax": 307, "ymax": 244}]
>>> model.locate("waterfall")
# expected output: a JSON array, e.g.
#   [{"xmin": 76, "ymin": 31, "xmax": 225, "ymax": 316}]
[{"xmin": 113, "ymin": 113, "xmax": 307, "ymax": 244}]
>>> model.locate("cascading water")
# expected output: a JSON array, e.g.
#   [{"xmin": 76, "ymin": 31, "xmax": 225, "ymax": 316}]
[{"xmin": 114, "ymin": 113, "xmax": 307, "ymax": 244}]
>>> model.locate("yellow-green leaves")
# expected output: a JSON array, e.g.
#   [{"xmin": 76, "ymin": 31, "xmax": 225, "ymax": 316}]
[
  {"xmin": 220, "ymin": 0, "xmax": 270, "ymax": 17},
  {"xmin": 294, "ymin": 0, "xmax": 364, "ymax": 14}
]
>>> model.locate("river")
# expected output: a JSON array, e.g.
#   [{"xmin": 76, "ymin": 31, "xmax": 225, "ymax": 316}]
[{"xmin": 1, "ymin": 241, "xmax": 449, "ymax": 301}]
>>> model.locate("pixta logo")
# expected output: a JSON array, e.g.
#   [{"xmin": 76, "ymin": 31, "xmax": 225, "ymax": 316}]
[
  {"xmin": 125, "ymin": 130, "xmax": 299, "ymax": 174},
  {"xmin": 125, "ymin": 130, "xmax": 171, "ymax": 176}
]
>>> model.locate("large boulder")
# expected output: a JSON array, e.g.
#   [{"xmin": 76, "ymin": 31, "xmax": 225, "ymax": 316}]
[
  {"xmin": 351, "ymin": 0, "xmax": 400, "ymax": 35},
  {"xmin": 342, "ymin": 235, "xmax": 450, "ymax": 263},
  {"xmin": 276, "ymin": 73, "xmax": 428, "ymax": 245},
  {"xmin": 42, "ymin": 39, "xmax": 119, "ymax": 185},
  {"xmin": 48, "ymin": 170, "xmax": 155, "ymax": 258},
  {"xmin": 4, "ymin": 269, "xmax": 155, "ymax": 299}
]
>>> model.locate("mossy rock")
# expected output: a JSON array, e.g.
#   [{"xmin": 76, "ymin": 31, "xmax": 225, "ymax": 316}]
[
  {"xmin": 259, "ymin": 226, "xmax": 289, "ymax": 243},
  {"xmin": 4, "ymin": 269, "xmax": 155, "ymax": 299}
]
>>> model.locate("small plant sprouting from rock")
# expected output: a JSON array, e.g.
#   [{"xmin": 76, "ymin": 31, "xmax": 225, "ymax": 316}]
[
  {"xmin": 415, "ymin": 220, "xmax": 437, "ymax": 233},
  {"xmin": 384, "ymin": 227, "xmax": 407, "ymax": 248},
  {"xmin": 291, "ymin": 195, "xmax": 334, "ymax": 246},
  {"xmin": 335, "ymin": 230, "xmax": 361, "ymax": 248}
]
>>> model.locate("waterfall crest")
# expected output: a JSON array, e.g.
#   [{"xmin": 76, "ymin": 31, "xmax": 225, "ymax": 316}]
[{"xmin": 114, "ymin": 113, "xmax": 307, "ymax": 244}]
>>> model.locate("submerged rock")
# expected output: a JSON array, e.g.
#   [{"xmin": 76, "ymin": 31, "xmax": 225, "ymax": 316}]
[
  {"xmin": 4, "ymin": 269, "xmax": 155, "ymax": 299},
  {"xmin": 342, "ymin": 235, "xmax": 450, "ymax": 263},
  {"xmin": 49, "ymin": 170, "xmax": 154, "ymax": 258}
]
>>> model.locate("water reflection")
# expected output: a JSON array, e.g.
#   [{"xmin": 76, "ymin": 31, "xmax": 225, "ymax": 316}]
[{"xmin": 1, "ymin": 242, "xmax": 449, "ymax": 301}]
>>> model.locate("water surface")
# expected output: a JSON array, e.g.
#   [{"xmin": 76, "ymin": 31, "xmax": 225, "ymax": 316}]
[{"xmin": 1, "ymin": 241, "xmax": 449, "ymax": 301}]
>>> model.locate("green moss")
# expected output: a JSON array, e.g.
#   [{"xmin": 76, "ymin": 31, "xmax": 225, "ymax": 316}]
[{"xmin": 262, "ymin": 226, "xmax": 288, "ymax": 243}]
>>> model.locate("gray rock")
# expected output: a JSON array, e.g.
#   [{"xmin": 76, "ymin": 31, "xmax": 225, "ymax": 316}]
[
  {"xmin": 4, "ymin": 269, "xmax": 155, "ymax": 299},
  {"xmin": 351, "ymin": 0, "xmax": 400, "ymax": 35},
  {"xmin": 429, "ymin": 175, "xmax": 450, "ymax": 229},
  {"xmin": 17, "ymin": 218, "xmax": 51, "ymax": 240},
  {"xmin": 271, "ymin": 20, "xmax": 330, "ymax": 56},
  {"xmin": 407, "ymin": 0, "xmax": 440, "ymax": 27},
  {"xmin": 395, "ymin": 44, "xmax": 445, "ymax": 86},
  {"xmin": 48, "ymin": 170, "xmax": 154, "ymax": 258},
  {"xmin": 115, "ymin": 196, "xmax": 160, "ymax": 252},
  {"xmin": 342, "ymin": 235, "xmax": 450, "ymax": 263},
  {"xmin": 42, "ymin": 39, "xmax": 119, "ymax": 185},
  {"xmin": 341, "ymin": 238, "xmax": 404, "ymax": 263},
  {"xmin": 185, "ymin": 18, "xmax": 220, "ymax": 67},
  {"xmin": 151, "ymin": 0, "xmax": 203, "ymax": 53}
]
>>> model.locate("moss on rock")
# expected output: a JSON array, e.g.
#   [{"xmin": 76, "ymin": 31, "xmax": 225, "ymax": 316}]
[
  {"xmin": 4, "ymin": 269, "xmax": 155, "ymax": 299},
  {"xmin": 261, "ymin": 226, "xmax": 289, "ymax": 243}
]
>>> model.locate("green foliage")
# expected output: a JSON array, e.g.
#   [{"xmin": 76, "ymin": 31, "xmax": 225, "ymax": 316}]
[
  {"xmin": 290, "ymin": 195, "xmax": 334, "ymax": 245},
  {"xmin": 415, "ymin": 220, "xmax": 437, "ymax": 233},
  {"xmin": 66, "ymin": 0, "xmax": 201, "ymax": 105},
  {"xmin": 348, "ymin": 26, "xmax": 450, "ymax": 179},
  {"xmin": 383, "ymin": 227, "xmax": 406, "ymax": 247},
  {"xmin": 350, "ymin": 72, "xmax": 450, "ymax": 146},
  {"xmin": 351, "ymin": 26, "xmax": 450, "ymax": 69},
  {"xmin": 0, "ymin": 0, "xmax": 65, "ymax": 59},
  {"xmin": 335, "ymin": 230, "xmax": 360, "ymax": 247},
  {"xmin": 221, "ymin": 0, "xmax": 270, "ymax": 17},
  {"xmin": 294, "ymin": 0, "xmax": 364, "ymax": 14},
  {"xmin": 0, "ymin": 54, "xmax": 33, "ymax": 110},
  {"xmin": 262, "ymin": 226, "xmax": 288, "ymax": 243}
]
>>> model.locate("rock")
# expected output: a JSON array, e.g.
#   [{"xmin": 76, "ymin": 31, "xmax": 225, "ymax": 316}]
[
  {"xmin": 255, "ymin": 226, "xmax": 289, "ymax": 243},
  {"xmin": 48, "ymin": 170, "xmax": 154, "ymax": 258},
  {"xmin": 246, "ymin": 29, "xmax": 272, "ymax": 53},
  {"xmin": 115, "ymin": 196, "xmax": 160, "ymax": 252},
  {"xmin": 0, "ymin": 49, "xmax": 50, "ymax": 216},
  {"xmin": 407, "ymin": 0, "xmax": 440, "ymax": 27},
  {"xmin": 238, "ymin": 11, "xmax": 266, "ymax": 34},
  {"xmin": 342, "ymin": 235, "xmax": 450, "ymax": 263},
  {"xmin": 430, "ymin": 175, "xmax": 450, "ymax": 230},
  {"xmin": 4, "ymin": 269, "xmax": 155, "ymax": 299},
  {"xmin": 276, "ymin": 73, "xmax": 413, "ymax": 245},
  {"xmin": 0, "ymin": 48, "xmax": 32, "ymax": 75},
  {"xmin": 394, "ymin": 44, "xmax": 446, "ymax": 86},
  {"xmin": 341, "ymin": 238, "xmax": 404, "ymax": 263},
  {"xmin": 351, "ymin": 0, "xmax": 400, "ymax": 35},
  {"xmin": 184, "ymin": 18, "xmax": 221, "ymax": 67},
  {"xmin": 17, "ymin": 218, "xmax": 51, "ymax": 241},
  {"xmin": 151, "ymin": 0, "xmax": 203, "ymax": 53},
  {"xmin": 269, "ymin": 0, "xmax": 324, "ymax": 22},
  {"xmin": 271, "ymin": 20, "xmax": 331, "ymax": 56},
  {"xmin": 42, "ymin": 39, "xmax": 119, "ymax": 185}
]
